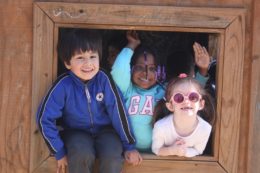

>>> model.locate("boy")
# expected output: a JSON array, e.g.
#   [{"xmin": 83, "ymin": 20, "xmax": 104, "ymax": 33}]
[{"xmin": 36, "ymin": 29, "xmax": 142, "ymax": 173}]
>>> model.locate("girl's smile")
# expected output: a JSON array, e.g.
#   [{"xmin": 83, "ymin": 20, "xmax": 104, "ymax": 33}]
[
  {"xmin": 132, "ymin": 54, "xmax": 157, "ymax": 89},
  {"xmin": 168, "ymin": 82, "xmax": 205, "ymax": 117}
]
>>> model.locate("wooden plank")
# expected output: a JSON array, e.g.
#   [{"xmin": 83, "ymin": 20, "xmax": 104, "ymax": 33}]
[
  {"xmin": 55, "ymin": 23, "xmax": 224, "ymax": 33},
  {"xmin": 218, "ymin": 16, "xmax": 245, "ymax": 172},
  {"xmin": 210, "ymin": 33, "xmax": 225, "ymax": 159},
  {"xmin": 41, "ymin": 0, "xmax": 244, "ymax": 6},
  {"xmin": 36, "ymin": 2, "xmax": 243, "ymax": 28},
  {"xmin": 248, "ymin": 48, "xmax": 260, "ymax": 173},
  {"xmin": 0, "ymin": 2, "xmax": 33, "ymax": 173},
  {"xmin": 248, "ymin": 1, "xmax": 260, "ymax": 173},
  {"xmin": 0, "ymin": 5, "xmax": 32, "ymax": 28},
  {"xmin": 33, "ymin": 156, "xmax": 225, "ymax": 173},
  {"xmin": 123, "ymin": 160, "xmax": 225, "ymax": 173},
  {"xmin": 0, "ymin": 27, "xmax": 32, "ymax": 173},
  {"xmin": 31, "ymin": 2, "xmax": 246, "ymax": 173},
  {"xmin": 30, "ymin": 4, "xmax": 55, "ymax": 172}
]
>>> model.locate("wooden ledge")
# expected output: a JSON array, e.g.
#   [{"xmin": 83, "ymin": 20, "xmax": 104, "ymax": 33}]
[{"xmin": 33, "ymin": 153, "xmax": 216, "ymax": 173}]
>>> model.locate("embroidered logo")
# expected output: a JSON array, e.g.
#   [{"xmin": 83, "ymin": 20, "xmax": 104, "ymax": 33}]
[{"xmin": 96, "ymin": 93, "xmax": 104, "ymax": 101}]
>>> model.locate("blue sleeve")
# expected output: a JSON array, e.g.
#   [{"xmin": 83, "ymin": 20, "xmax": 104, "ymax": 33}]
[
  {"xmin": 111, "ymin": 48, "xmax": 133, "ymax": 93},
  {"xmin": 102, "ymin": 73, "xmax": 136, "ymax": 151},
  {"xmin": 195, "ymin": 71, "xmax": 209, "ymax": 87},
  {"xmin": 36, "ymin": 81, "xmax": 67, "ymax": 160}
]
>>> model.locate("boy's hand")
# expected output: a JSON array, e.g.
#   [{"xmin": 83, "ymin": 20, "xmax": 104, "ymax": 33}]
[
  {"xmin": 57, "ymin": 156, "xmax": 68, "ymax": 173},
  {"xmin": 124, "ymin": 149, "xmax": 143, "ymax": 166},
  {"xmin": 193, "ymin": 42, "xmax": 211, "ymax": 76},
  {"xmin": 126, "ymin": 30, "xmax": 141, "ymax": 51}
]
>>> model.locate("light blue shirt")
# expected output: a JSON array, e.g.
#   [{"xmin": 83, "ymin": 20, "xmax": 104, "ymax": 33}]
[{"xmin": 111, "ymin": 48, "xmax": 208, "ymax": 151}]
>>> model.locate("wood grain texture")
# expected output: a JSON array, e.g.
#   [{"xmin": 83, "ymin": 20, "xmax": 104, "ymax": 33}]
[
  {"xmin": 29, "ymin": 4, "xmax": 55, "ymax": 172},
  {"xmin": 0, "ymin": 0, "xmax": 257, "ymax": 173},
  {"xmin": 33, "ymin": 156, "xmax": 225, "ymax": 173},
  {"xmin": 248, "ymin": 1, "xmax": 260, "ymax": 173},
  {"xmin": 218, "ymin": 16, "xmax": 245, "ymax": 173},
  {"xmin": 38, "ymin": 0, "xmax": 244, "ymax": 7},
  {"xmin": 37, "ymin": 2, "xmax": 242, "ymax": 28},
  {"xmin": 0, "ymin": 1, "xmax": 33, "ymax": 173},
  {"xmin": 30, "ymin": 2, "xmax": 246, "ymax": 173},
  {"xmin": 0, "ymin": 5, "xmax": 32, "ymax": 28}
]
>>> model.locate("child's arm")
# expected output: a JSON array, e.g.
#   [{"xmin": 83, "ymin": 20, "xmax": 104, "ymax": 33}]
[
  {"xmin": 111, "ymin": 31, "xmax": 141, "ymax": 93},
  {"xmin": 124, "ymin": 149, "xmax": 143, "ymax": 165},
  {"xmin": 36, "ymin": 80, "xmax": 66, "ymax": 160},
  {"xmin": 57, "ymin": 156, "xmax": 68, "ymax": 173},
  {"xmin": 185, "ymin": 125, "xmax": 212, "ymax": 157},
  {"xmin": 185, "ymin": 138, "xmax": 209, "ymax": 157},
  {"xmin": 126, "ymin": 30, "xmax": 141, "ymax": 51},
  {"xmin": 193, "ymin": 42, "xmax": 211, "ymax": 87},
  {"xmin": 156, "ymin": 138, "xmax": 186, "ymax": 157},
  {"xmin": 152, "ymin": 122, "xmax": 186, "ymax": 157},
  {"xmin": 103, "ymin": 71, "xmax": 139, "ymax": 158},
  {"xmin": 193, "ymin": 42, "xmax": 211, "ymax": 76}
]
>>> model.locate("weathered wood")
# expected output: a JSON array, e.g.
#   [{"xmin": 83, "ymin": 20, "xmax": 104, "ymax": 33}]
[
  {"xmin": 123, "ymin": 160, "xmax": 225, "ymax": 173},
  {"xmin": 31, "ymin": 2, "xmax": 246, "ymax": 173},
  {"xmin": 37, "ymin": 2, "xmax": 242, "ymax": 28},
  {"xmin": 33, "ymin": 155, "xmax": 224, "ymax": 173},
  {"xmin": 0, "ymin": 5, "xmax": 32, "ymax": 28},
  {"xmin": 39, "ymin": 0, "xmax": 244, "ymax": 7},
  {"xmin": 248, "ymin": 1, "xmax": 260, "ymax": 173},
  {"xmin": 30, "ymin": 4, "xmax": 55, "ymax": 172},
  {"xmin": 0, "ymin": 1, "xmax": 33, "ymax": 173},
  {"xmin": 0, "ymin": 0, "xmax": 258, "ymax": 173},
  {"xmin": 218, "ymin": 16, "xmax": 245, "ymax": 172}
]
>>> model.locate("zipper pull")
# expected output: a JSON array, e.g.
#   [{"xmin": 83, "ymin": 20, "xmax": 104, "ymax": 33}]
[{"xmin": 85, "ymin": 86, "xmax": 91, "ymax": 103}]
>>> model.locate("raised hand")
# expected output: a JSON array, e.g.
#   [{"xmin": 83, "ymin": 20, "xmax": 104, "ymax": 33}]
[
  {"xmin": 126, "ymin": 30, "xmax": 141, "ymax": 50},
  {"xmin": 193, "ymin": 42, "xmax": 211, "ymax": 76}
]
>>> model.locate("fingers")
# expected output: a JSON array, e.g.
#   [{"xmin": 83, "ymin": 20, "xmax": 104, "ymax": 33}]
[
  {"xmin": 57, "ymin": 165, "xmax": 67, "ymax": 173},
  {"xmin": 127, "ymin": 30, "xmax": 138, "ymax": 39},
  {"xmin": 131, "ymin": 154, "xmax": 142, "ymax": 166},
  {"xmin": 193, "ymin": 42, "xmax": 204, "ymax": 55},
  {"xmin": 136, "ymin": 153, "xmax": 143, "ymax": 165},
  {"xmin": 124, "ymin": 150, "xmax": 143, "ymax": 166},
  {"xmin": 175, "ymin": 138, "xmax": 185, "ymax": 145},
  {"xmin": 194, "ymin": 42, "xmax": 209, "ymax": 56}
]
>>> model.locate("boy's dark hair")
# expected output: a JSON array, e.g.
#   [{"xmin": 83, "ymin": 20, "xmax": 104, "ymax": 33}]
[
  {"xmin": 57, "ymin": 28, "xmax": 102, "ymax": 65},
  {"xmin": 166, "ymin": 51, "xmax": 195, "ymax": 81},
  {"xmin": 130, "ymin": 45, "xmax": 158, "ymax": 68}
]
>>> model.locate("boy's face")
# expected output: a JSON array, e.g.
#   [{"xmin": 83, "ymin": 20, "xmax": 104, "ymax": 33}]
[
  {"xmin": 132, "ymin": 54, "xmax": 157, "ymax": 89},
  {"xmin": 65, "ymin": 50, "xmax": 99, "ymax": 81}
]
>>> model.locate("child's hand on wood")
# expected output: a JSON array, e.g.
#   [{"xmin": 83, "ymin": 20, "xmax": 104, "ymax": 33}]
[
  {"xmin": 57, "ymin": 156, "xmax": 68, "ymax": 173},
  {"xmin": 169, "ymin": 138, "xmax": 186, "ymax": 157},
  {"xmin": 193, "ymin": 42, "xmax": 211, "ymax": 76},
  {"xmin": 124, "ymin": 149, "xmax": 143, "ymax": 166},
  {"xmin": 126, "ymin": 30, "xmax": 141, "ymax": 51}
]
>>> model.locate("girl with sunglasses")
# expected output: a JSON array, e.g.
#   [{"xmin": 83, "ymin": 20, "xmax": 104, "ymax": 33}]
[
  {"xmin": 152, "ymin": 74, "xmax": 215, "ymax": 157},
  {"xmin": 111, "ymin": 31, "xmax": 211, "ymax": 155}
]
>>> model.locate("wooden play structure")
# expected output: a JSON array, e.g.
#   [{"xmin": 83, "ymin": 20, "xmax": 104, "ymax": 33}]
[{"xmin": 0, "ymin": 1, "xmax": 259, "ymax": 173}]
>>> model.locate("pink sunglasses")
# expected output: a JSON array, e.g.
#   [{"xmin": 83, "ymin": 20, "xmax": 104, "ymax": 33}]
[{"xmin": 171, "ymin": 92, "xmax": 201, "ymax": 104}]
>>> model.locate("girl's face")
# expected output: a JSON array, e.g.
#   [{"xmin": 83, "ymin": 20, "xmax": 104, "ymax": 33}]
[
  {"xmin": 166, "ymin": 82, "xmax": 204, "ymax": 117},
  {"xmin": 132, "ymin": 54, "xmax": 157, "ymax": 89},
  {"xmin": 65, "ymin": 50, "xmax": 99, "ymax": 82}
]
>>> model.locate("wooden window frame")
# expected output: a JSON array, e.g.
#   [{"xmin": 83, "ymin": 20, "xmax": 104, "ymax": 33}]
[{"xmin": 31, "ymin": 2, "xmax": 245, "ymax": 173}]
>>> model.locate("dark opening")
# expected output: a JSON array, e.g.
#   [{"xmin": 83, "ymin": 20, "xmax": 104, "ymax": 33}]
[{"xmin": 57, "ymin": 28, "xmax": 215, "ymax": 156}]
